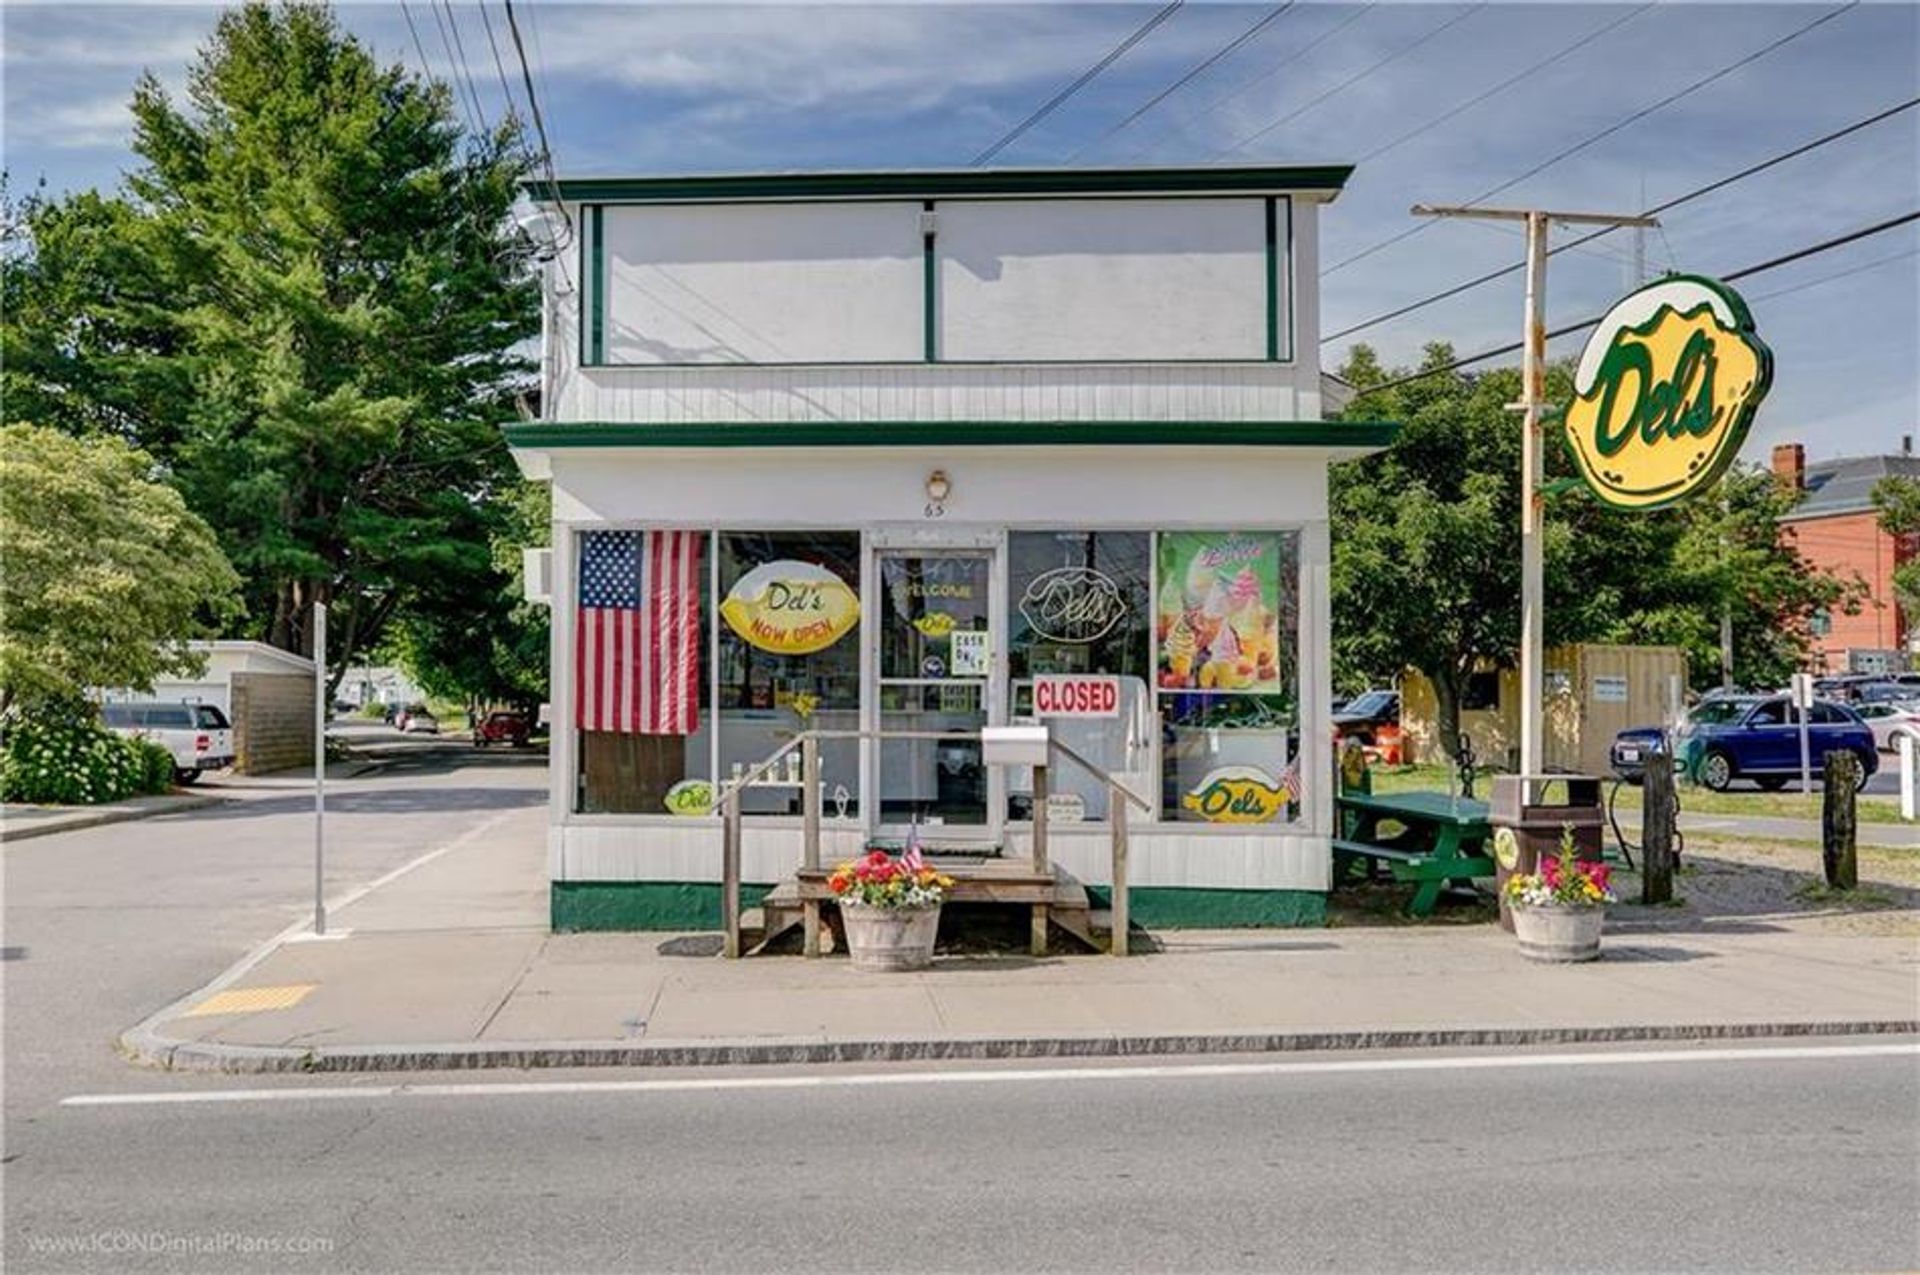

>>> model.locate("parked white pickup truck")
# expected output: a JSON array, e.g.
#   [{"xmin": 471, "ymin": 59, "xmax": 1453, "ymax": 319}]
[{"xmin": 101, "ymin": 701, "xmax": 235, "ymax": 784}]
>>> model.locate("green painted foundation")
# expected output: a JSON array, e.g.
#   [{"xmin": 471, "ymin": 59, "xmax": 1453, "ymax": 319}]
[
  {"xmin": 552, "ymin": 881, "xmax": 773, "ymax": 932},
  {"xmin": 551, "ymin": 881, "xmax": 1325, "ymax": 931}
]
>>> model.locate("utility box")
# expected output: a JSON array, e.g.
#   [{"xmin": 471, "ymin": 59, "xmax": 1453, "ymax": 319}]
[{"xmin": 1490, "ymin": 774, "xmax": 1604, "ymax": 932}]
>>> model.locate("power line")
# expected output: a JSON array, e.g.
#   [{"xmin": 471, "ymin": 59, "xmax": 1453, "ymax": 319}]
[
  {"xmin": 397, "ymin": 1, "xmax": 438, "ymax": 90},
  {"xmin": 1112, "ymin": 3, "xmax": 1377, "ymax": 161},
  {"xmin": 475, "ymin": 0, "xmax": 523, "ymax": 127},
  {"xmin": 1353, "ymin": 210, "xmax": 1919, "ymax": 395},
  {"xmin": 427, "ymin": 0, "xmax": 485, "ymax": 135},
  {"xmin": 502, "ymin": 0, "xmax": 573, "ymax": 249},
  {"xmin": 1326, "ymin": 1, "xmax": 1862, "ymax": 276},
  {"xmin": 970, "ymin": 1, "xmax": 1185, "ymax": 166},
  {"xmin": 1353, "ymin": 2, "xmax": 1655, "ymax": 165},
  {"xmin": 1322, "ymin": 94, "xmax": 1920, "ymax": 344},
  {"xmin": 1070, "ymin": 2, "xmax": 1299, "ymax": 161},
  {"xmin": 1222, "ymin": 2, "xmax": 1488, "ymax": 155},
  {"xmin": 1746, "ymin": 247, "xmax": 1919, "ymax": 304}
]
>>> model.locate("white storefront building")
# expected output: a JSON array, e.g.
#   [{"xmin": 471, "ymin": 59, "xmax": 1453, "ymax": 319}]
[{"xmin": 507, "ymin": 164, "xmax": 1395, "ymax": 932}]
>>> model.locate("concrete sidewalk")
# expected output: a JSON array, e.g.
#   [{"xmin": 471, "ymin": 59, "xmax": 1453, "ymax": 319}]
[
  {"xmin": 1, "ymin": 791, "xmax": 230, "ymax": 843},
  {"xmin": 124, "ymin": 803, "xmax": 1920, "ymax": 1073}
]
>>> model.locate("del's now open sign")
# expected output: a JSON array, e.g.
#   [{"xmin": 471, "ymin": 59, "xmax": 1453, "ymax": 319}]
[{"xmin": 1032, "ymin": 675, "xmax": 1120, "ymax": 718}]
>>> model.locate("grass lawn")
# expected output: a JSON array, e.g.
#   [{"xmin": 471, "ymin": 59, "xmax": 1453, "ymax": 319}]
[{"xmin": 1362, "ymin": 761, "xmax": 1906, "ymax": 824}]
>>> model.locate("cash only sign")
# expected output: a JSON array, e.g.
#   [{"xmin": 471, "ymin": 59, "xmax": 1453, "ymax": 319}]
[{"xmin": 1561, "ymin": 275, "xmax": 1773, "ymax": 510}]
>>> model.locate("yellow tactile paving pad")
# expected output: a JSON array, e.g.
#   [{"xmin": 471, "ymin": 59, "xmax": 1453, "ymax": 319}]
[{"xmin": 182, "ymin": 984, "xmax": 317, "ymax": 1017}]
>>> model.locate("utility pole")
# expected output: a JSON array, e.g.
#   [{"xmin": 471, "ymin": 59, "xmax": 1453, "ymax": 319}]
[{"xmin": 1410, "ymin": 204, "xmax": 1660, "ymax": 777}]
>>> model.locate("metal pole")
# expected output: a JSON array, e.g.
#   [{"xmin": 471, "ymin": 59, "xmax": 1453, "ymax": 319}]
[
  {"xmin": 1899, "ymin": 732, "xmax": 1915, "ymax": 822},
  {"xmin": 1798, "ymin": 701, "xmax": 1813, "ymax": 797},
  {"xmin": 1518, "ymin": 210, "xmax": 1547, "ymax": 778},
  {"xmin": 313, "ymin": 601, "xmax": 327, "ymax": 936},
  {"xmin": 722, "ymin": 795, "xmax": 742, "ymax": 959}
]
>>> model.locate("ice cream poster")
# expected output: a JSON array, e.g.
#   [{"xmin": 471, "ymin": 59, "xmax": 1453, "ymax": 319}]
[{"xmin": 1156, "ymin": 533, "xmax": 1289, "ymax": 693}]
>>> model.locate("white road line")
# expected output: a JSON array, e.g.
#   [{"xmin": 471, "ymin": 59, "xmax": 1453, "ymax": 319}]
[{"xmin": 62, "ymin": 1042, "xmax": 1920, "ymax": 1108}]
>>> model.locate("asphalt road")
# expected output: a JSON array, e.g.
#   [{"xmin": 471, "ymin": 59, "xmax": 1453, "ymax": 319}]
[
  {"xmin": 10, "ymin": 1046, "xmax": 1919, "ymax": 1273},
  {"xmin": 2, "ymin": 744, "xmax": 546, "ymax": 1109},
  {"xmin": 7, "ymin": 748, "xmax": 1917, "ymax": 1273}
]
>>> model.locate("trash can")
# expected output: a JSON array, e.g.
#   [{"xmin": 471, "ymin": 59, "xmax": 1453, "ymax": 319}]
[{"xmin": 1490, "ymin": 774, "xmax": 1604, "ymax": 931}]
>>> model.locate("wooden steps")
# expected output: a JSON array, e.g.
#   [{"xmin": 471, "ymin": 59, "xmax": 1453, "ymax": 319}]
[{"xmin": 740, "ymin": 863, "xmax": 1112, "ymax": 956}]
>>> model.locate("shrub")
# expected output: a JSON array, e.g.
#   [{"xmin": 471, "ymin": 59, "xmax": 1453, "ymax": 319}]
[
  {"xmin": 359, "ymin": 702, "xmax": 388, "ymax": 719},
  {"xmin": 134, "ymin": 739, "xmax": 178, "ymax": 794},
  {"xmin": 0, "ymin": 697, "xmax": 167, "ymax": 805}
]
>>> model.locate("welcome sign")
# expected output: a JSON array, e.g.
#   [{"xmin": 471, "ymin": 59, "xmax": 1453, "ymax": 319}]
[
  {"xmin": 1562, "ymin": 275, "xmax": 1772, "ymax": 511},
  {"xmin": 719, "ymin": 560, "xmax": 860, "ymax": 655}
]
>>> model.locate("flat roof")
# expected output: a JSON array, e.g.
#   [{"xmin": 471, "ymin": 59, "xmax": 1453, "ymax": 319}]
[{"xmin": 526, "ymin": 164, "xmax": 1354, "ymax": 204}]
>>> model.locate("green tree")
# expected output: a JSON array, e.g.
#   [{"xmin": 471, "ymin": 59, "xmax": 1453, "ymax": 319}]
[
  {"xmin": 0, "ymin": 423, "xmax": 241, "ymax": 710},
  {"xmin": 387, "ymin": 478, "xmax": 550, "ymax": 715},
  {"xmin": 1332, "ymin": 344, "xmax": 1846, "ymax": 755},
  {"xmin": 1871, "ymin": 474, "xmax": 1920, "ymax": 629},
  {"xmin": 2, "ymin": 2, "xmax": 538, "ymax": 688}
]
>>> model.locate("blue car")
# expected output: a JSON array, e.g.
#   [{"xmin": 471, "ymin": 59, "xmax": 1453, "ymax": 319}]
[{"xmin": 1610, "ymin": 695, "xmax": 1878, "ymax": 792}]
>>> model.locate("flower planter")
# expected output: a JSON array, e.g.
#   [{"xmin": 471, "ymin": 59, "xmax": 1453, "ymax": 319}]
[
  {"xmin": 1510, "ymin": 902, "xmax": 1605, "ymax": 963},
  {"xmin": 840, "ymin": 902, "xmax": 941, "ymax": 972}
]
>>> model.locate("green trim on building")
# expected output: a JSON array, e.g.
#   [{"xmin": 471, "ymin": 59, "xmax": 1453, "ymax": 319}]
[
  {"xmin": 587, "ymin": 205, "xmax": 606, "ymax": 365},
  {"xmin": 528, "ymin": 165, "xmax": 1354, "ymax": 205},
  {"xmin": 921, "ymin": 200, "xmax": 937, "ymax": 363},
  {"xmin": 503, "ymin": 419, "xmax": 1400, "ymax": 451},
  {"xmin": 1263, "ymin": 198, "xmax": 1279, "ymax": 363},
  {"xmin": 551, "ymin": 881, "xmax": 1325, "ymax": 931},
  {"xmin": 1084, "ymin": 885, "xmax": 1327, "ymax": 929},
  {"xmin": 553, "ymin": 880, "xmax": 774, "ymax": 932}
]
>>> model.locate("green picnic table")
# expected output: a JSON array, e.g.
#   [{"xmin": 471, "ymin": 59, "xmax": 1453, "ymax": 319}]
[{"xmin": 1333, "ymin": 790, "xmax": 1498, "ymax": 917}]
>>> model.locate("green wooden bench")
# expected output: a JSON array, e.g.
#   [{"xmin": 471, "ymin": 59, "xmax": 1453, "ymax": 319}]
[{"xmin": 1334, "ymin": 790, "xmax": 1497, "ymax": 917}]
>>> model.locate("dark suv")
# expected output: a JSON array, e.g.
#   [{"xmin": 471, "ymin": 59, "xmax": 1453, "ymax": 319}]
[{"xmin": 1612, "ymin": 695, "xmax": 1876, "ymax": 791}]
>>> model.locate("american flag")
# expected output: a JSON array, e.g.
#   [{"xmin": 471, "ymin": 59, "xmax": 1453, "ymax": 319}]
[
  {"xmin": 1279, "ymin": 755, "xmax": 1302, "ymax": 804},
  {"xmin": 576, "ymin": 530, "xmax": 702, "ymax": 735},
  {"xmin": 902, "ymin": 819, "xmax": 925, "ymax": 873}
]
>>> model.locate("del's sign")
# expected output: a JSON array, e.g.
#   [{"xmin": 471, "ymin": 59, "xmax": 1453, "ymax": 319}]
[
  {"xmin": 1563, "ymin": 275, "xmax": 1772, "ymax": 511},
  {"xmin": 1032, "ymin": 675, "xmax": 1120, "ymax": 718}
]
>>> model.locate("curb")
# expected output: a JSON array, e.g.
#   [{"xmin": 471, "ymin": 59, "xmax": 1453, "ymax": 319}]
[
  {"xmin": 0, "ymin": 793, "xmax": 230, "ymax": 844},
  {"xmin": 121, "ymin": 1018, "xmax": 1920, "ymax": 1075}
]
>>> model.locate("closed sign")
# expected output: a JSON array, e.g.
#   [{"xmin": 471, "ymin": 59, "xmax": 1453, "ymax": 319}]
[{"xmin": 1033, "ymin": 675, "xmax": 1120, "ymax": 718}]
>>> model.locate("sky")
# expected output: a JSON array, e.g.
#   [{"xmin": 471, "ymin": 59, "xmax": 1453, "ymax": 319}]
[{"xmin": 4, "ymin": 1, "xmax": 1916, "ymax": 461}]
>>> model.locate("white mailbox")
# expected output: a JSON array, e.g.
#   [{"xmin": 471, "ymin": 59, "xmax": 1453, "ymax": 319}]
[{"xmin": 981, "ymin": 724, "xmax": 1050, "ymax": 769}]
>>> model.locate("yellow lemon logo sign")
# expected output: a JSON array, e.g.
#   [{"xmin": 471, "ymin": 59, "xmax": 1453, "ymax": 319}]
[
  {"xmin": 719, "ymin": 560, "xmax": 859, "ymax": 655},
  {"xmin": 911, "ymin": 611, "xmax": 958, "ymax": 639},
  {"xmin": 1181, "ymin": 766, "xmax": 1288, "ymax": 824},
  {"xmin": 1564, "ymin": 275, "xmax": 1772, "ymax": 511},
  {"xmin": 663, "ymin": 778, "xmax": 713, "ymax": 817}
]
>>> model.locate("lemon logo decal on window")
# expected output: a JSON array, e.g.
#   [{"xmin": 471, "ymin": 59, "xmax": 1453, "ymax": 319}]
[
  {"xmin": 1563, "ymin": 275, "xmax": 1772, "ymax": 511},
  {"xmin": 720, "ymin": 560, "xmax": 860, "ymax": 655},
  {"xmin": 1181, "ymin": 766, "xmax": 1289, "ymax": 823}
]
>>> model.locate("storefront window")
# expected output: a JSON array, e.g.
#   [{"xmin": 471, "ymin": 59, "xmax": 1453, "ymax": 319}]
[
  {"xmin": 575, "ymin": 530, "xmax": 712, "ymax": 815},
  {"xmin": 1007, "ymin": 531, "xmax": 1152, "ymax": 822},
  {"xmin": 1155, "ymin": 531, "xmax": 1300, "ymax": 824},
  {"xmin": 717, "ymin": 532, "xmax": 863, "ymax": 817}
]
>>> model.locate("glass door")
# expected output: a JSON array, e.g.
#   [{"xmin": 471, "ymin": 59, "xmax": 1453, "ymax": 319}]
[{"xmin": 875, "ymin": 550, "xmax": 994, "ymax": 834}]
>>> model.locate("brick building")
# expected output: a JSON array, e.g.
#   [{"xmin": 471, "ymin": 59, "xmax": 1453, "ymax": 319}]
[{"xmin": 1773, "ymin": 442, "xmax": 1920, "ymax": 672}]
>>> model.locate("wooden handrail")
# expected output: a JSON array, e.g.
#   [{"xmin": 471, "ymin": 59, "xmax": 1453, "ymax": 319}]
[{"xmin": 720, "ymin": 726, "xmax": 1145, "ymax": 958}]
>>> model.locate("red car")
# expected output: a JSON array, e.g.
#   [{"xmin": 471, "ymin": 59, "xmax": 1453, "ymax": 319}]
[{"xmin": 474, "ymin": 711, "xmax": 532, "ymax": 748}]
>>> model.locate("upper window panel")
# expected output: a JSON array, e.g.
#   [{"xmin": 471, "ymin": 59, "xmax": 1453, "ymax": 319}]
[
  {"xmin": 937, "ymin": 198, "xmax": 1274, "ymax": 362},
  {"xmin": 600, "ymin": 203, "xmax": 925, "ymax": 364}
]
